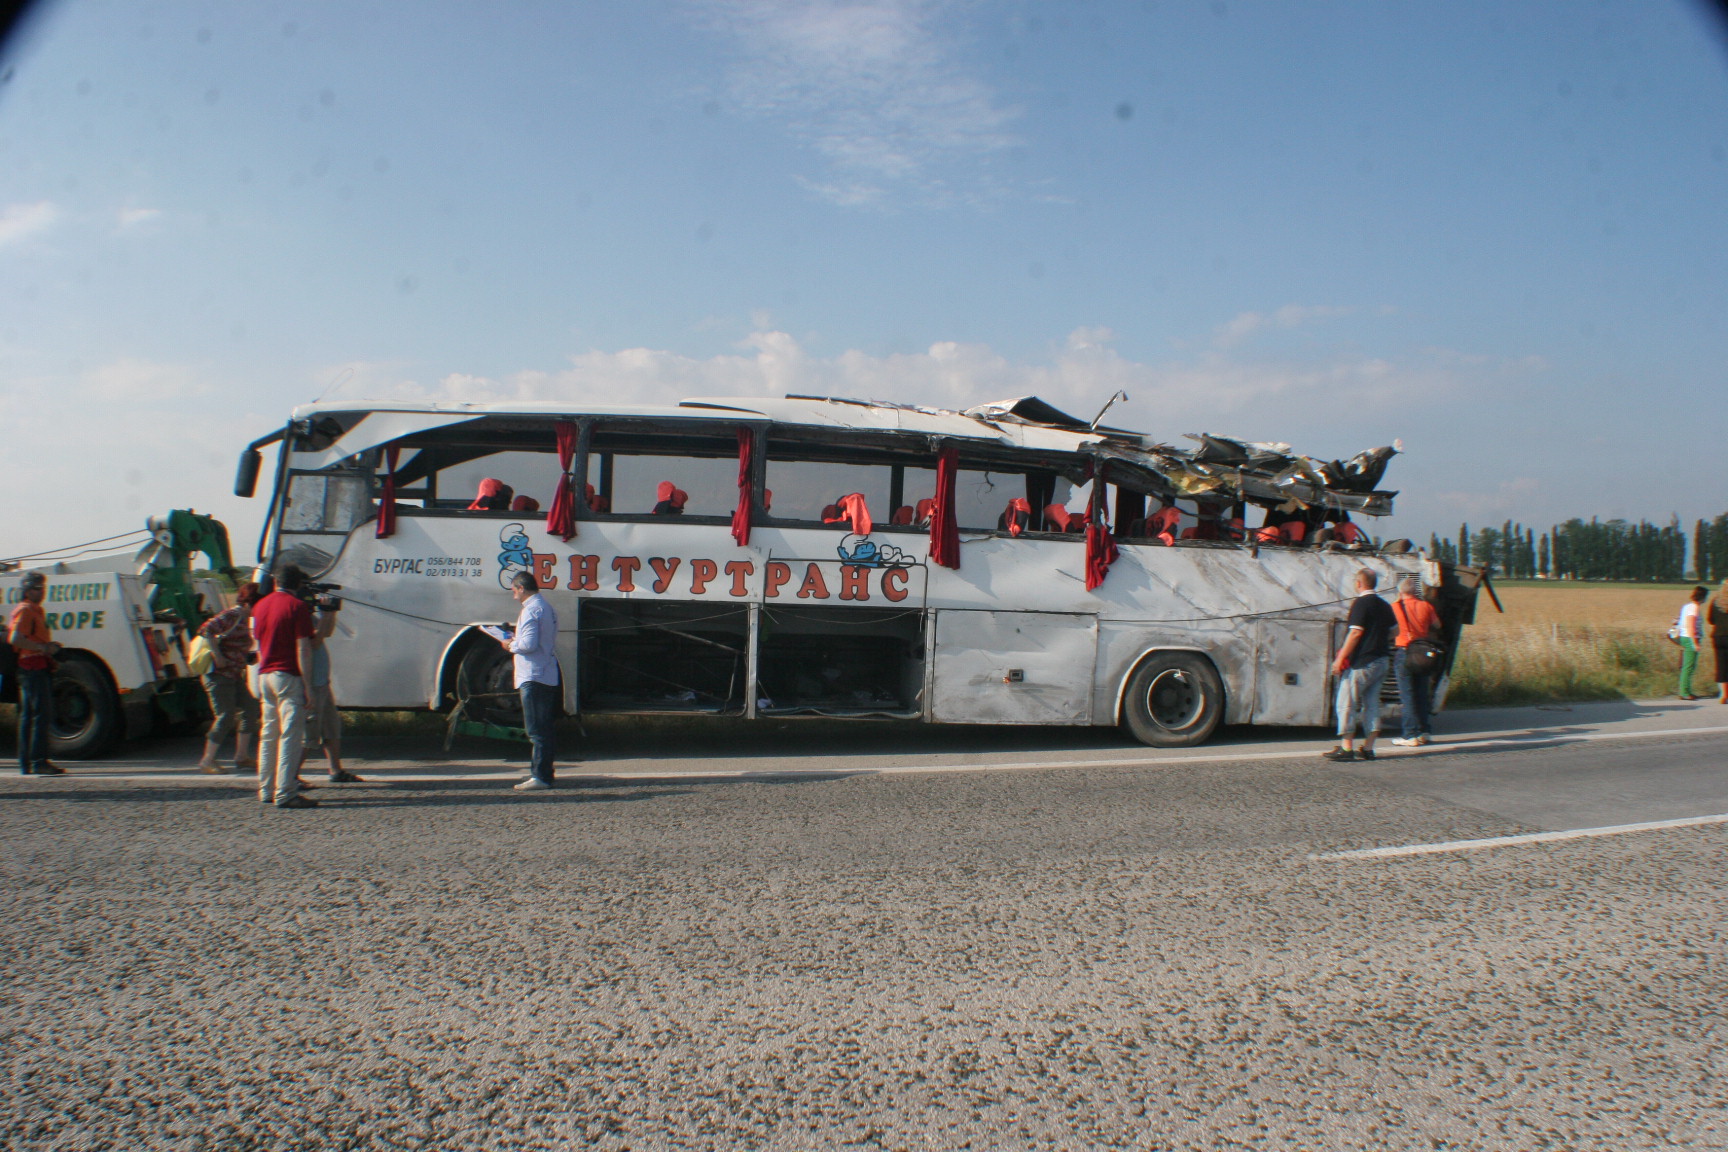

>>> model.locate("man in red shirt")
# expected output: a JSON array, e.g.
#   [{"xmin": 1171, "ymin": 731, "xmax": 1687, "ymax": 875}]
[
  {"xmin": 250, "ymin": 566, "xmax": 319, "ymax": 808},
  {"xmin": 1389, "ymin": 577, "xmax": 1443, "ymax": 747},
  {"xmin": 8, "ymin": 572, "xmax": 63, "ymax": 775}
]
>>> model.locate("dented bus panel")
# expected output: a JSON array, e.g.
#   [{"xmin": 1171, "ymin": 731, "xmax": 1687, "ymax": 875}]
[{"xmin": 244, "ymin": 394, "xmax": 1479, "ymax": 747}]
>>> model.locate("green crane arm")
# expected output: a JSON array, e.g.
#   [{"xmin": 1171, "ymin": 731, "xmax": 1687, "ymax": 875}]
[{"xmin": 145, "ymin": 510, "xmax": 240, "ymax": 628}]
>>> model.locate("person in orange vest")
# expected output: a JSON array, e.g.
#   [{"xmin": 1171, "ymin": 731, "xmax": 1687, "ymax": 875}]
[
  {"xmin": 8, "ymin": 572, "xmax": 63, "ymax": 775},
  {"xmin": 1389, "ymin": 577, "xmax": 1443, "ymax": 747}
]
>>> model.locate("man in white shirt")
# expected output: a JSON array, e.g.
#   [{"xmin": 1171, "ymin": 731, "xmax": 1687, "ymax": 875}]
[{"xmin": 500, "ymin": 570, "xmax": 560, "ymax": 791}]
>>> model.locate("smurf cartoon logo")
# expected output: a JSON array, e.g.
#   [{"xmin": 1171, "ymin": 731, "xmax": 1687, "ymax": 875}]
[
  {"xmin": 497, "ymin": 522, "xmax": 534, "ymax": 589},
  {"xmin": 836, "ymin": 534, "xmax": 912, "ymax": 568}
]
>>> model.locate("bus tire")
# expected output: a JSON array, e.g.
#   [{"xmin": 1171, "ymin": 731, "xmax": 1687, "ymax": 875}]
[
  {"xmin": 50, "ymin": 654, "xmax": 123, "ymax": 759},
  {"xmin": 1121, "ymin": 651, "xmax": 1224, "ymax": 747},
  {"xmin": 456, "ymin": 641, "xmax": 524, "ymax": 727}
]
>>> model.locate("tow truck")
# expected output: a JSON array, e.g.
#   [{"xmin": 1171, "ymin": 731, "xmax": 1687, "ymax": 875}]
[{"xmin": 1, "ymin": 511, "xmax": 242, "ymax": 758}]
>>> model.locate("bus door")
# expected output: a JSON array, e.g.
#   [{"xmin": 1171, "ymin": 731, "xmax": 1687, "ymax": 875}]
[
  {"xmin": 1252, "ymin": 617, "xmax": 1332, "ymax": 726},
  {"xmin": 930, "ymin": 610, "xmax": 1098, "ymax": 725}
]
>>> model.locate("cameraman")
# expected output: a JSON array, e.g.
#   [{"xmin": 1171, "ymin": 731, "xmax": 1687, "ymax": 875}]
[
  {"xmin": 250, "ymin": 565, "xmax": 320, "ymax": 809},
  {"xmin": 299, "ymin": 604, "xmax": 363, "ymax": 784}
]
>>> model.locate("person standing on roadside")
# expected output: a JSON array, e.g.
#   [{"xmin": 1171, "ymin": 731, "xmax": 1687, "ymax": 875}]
[
  {"xmin": 196, "ymin": 582, "xmax": 262, "ymax": 774},
  {"xmin": 1709, "ymin": 580, "xmax": 1728, "ymax": 705},
  {"xmin": 1676, "ymin": 586, "xmax": 1708, "ymax": 701},
  {"xmin": 250, "ymin": 566, "xmax": 320, "ymax": 809},
  {"xmin": 500, "ymin": 569, "xmax": 559, "ymax": 792},
  {"xmin": 1324, "ymin": 568, "xmax": 1398, "ymax": 762},
  {"xmin": 300, "ymin": 605, "xmax": 363, "ymax": 784},
  {"xmin": 1389, "ymin": 577, "xmax": 1442, "ymax": 747},
  {"xmin": 8, "ymin": 572, "xmax": 64, "ymax": 776}
]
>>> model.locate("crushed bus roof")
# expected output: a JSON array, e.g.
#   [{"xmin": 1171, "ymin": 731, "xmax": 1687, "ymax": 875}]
[{"xmin": 288, "ymin": 392, "xmax": 1399, "ymax": 515}]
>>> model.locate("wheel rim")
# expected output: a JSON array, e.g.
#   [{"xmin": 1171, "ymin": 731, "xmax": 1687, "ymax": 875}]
[
  {"xmin": 1144, "ymin": 668, "xmax": 1202, "ymax": 730},
  {"xmin": 51, "ymin": 680, "xmax": 97, "ymax": 743}
]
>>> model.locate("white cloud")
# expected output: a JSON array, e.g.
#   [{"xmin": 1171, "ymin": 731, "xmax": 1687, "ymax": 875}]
[
  {"xmin": 116, "ymin": 206, "xmax": 163, "ymax": 232},
  {"xmin": 1425, "ymin": 477, "xmax": 1544, "ymax": 523},
  {"xmin": 0, "ymin": 362, "xmax": 268, "ymax": 560},
  {"xmin": 1212, "ymin": 304, "xmax": 1353, "ymax": 349},
  {"xmin": 81, "ymin": 357, "xmax": 209, "ymax": 402},
  {"xmin": 697, "ymin": 0, "xmax": 1020, "ymax": 207},
  {"xmin": 0, "ymin": 323, "xmax": 1555, "ymax": 558},
  {"xmin": 351, "ymin": 324, "xmax": 1520, "ymax": 458},
  {"xmin": 0, "ymin": 200, "xmax": 60, "ymax": 248}
]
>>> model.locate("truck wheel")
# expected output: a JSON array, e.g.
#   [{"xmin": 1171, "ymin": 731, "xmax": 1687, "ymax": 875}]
[
  {"xmin": 50, "ymin": 654, "xmax": 123, "ymax": 759},
  {"xmin": 456, "ymin": 641, "xmax": 524, "ymax": 727},
  {"xmin": 1121, "ymin": 651, "xmax": 1224, "ymax": 747}
]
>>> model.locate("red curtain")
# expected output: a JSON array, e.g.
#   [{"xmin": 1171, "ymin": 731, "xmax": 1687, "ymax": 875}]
[
  {"xmin": 730, "ymin": 427, "xmax": 753, "ymax": 546},
  {"xmin": 546, "ymin": 420, "xmax": 579, "ymax": 541},
  {"xmin": 930, "ymin": 443, "xmax": 960, "ymax": 569},
  {"xmin": 375, "ymin": 445, "xmax": 400, "ymax": 538},
  {"xmin": 1085, "ymin": 469, "xmax": 1119, "ymax": 591}
]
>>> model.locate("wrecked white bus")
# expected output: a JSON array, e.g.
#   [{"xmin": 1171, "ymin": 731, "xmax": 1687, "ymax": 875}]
[{"xmin": 234, "ymin": 394, "xmax": 1481, "ymax": 746}]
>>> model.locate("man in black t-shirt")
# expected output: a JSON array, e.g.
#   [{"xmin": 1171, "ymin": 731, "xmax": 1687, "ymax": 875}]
[{"xmin": 1324, "ymin": 568, "xmax": 1399, "ymax": 762}]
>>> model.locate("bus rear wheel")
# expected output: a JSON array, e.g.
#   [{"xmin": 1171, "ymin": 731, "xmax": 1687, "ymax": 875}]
[
  {"xmin": 1121, "ymin": 652, "xmax": 1223, "ymax": 747},
  {"xmin": 50, "ymin": 654, "xmax": 123, "ymax": 759}
]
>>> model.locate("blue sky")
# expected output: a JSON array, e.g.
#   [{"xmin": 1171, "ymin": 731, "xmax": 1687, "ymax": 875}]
[{"xmin": 2, "ymin": 0, "xmax": 1726, "ymax": 558}]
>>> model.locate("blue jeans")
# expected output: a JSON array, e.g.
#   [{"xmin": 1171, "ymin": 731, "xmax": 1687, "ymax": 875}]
[
  {"xmin": 1394, "ymin": 647, "xmax": 1435, "ymax": 739},
  {"xmin": 519, "ymin": 680, "xmax": 558, "ymax": 784},
  {"xmin": 17, "ymin": 667, "xmax": 51, "ymax": 771}
]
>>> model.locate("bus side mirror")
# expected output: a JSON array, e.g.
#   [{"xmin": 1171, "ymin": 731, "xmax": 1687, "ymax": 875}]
[{"xmin": 235, "ymin": 449, "xmax": 262, "ymax": 498}]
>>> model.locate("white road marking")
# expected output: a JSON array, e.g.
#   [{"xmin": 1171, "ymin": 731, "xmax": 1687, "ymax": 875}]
[
  {"xmin": 22, "ymin": 721, "xmax": 1728, "ymax": 785},
  {"xmin": 1312, "ymin": 812, "xmax": 1728, "ymax": 861}
]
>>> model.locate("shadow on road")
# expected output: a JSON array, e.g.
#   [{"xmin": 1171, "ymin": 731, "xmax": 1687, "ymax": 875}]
[{"xmin": 324, "ymin": 780, "xmax": 695, "ymax": 808}]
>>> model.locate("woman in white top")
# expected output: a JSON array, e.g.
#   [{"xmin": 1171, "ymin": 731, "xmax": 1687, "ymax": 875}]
[{"xmin": 1677, "ymin": 586, "xmax": 1708, "ymax": 700}]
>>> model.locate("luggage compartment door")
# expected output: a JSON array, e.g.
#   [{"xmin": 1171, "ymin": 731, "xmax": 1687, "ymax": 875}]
[
  {"xmin": 1253, "ymin": 618, "xmax": 1332, "ymax": 727},
  {"xmin": 931, "ymin": 610, "xmax": 1097, "ymax": 725}
]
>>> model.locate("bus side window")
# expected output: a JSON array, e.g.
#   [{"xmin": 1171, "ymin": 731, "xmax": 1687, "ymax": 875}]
[
  {"xmin": 587, "ymin": 421, "xmax": 748, "ymax": 519},
  {"xmin": 948, "ymin": 469, "xmax": 1086, "ymax": 534},
  {"xmin": 435, "ymin": 450, "xmax": 563, "ymax": 513}
]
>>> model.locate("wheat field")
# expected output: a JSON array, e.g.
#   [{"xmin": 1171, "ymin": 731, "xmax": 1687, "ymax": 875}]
[{"xmin": 1450, "ymin": 581, "xmax": 1724, "ymax": 705}]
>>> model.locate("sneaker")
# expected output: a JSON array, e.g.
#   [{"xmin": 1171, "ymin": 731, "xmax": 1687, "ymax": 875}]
[
  {"xmin": 200, "ymin": 764, "xmax": 233, "ymax": 775},
  {"xmin": 326, "ymin": 770, "xmax": 364, "ymax": 783},
  {"xmin": 1358, "ymin": 748, "xmax": 1377, "ymax": 761},
  {"xmin": 1390, "ymin": 737, "xmax": 1421, "ymax": 748},
  {"xmin": 1321, "ymin": 747, "xmax": 1356, "ymax": 762},
  {"xmin": 275, "ymin": 795, "xmax": 320, "ymax": 809},
  {"xmin": 1415, "ymin": 734, "xmax": 1432, "ymax": 746},
  {"xmin": 513, "ymin": 778, "xmax": 552, "ymax": 792},
  {"xmin": 32, "ymin": 763, "xmax": 65, "ymax": 776}
]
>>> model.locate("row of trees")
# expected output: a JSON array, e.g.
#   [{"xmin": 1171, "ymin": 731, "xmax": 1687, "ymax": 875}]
[{"xmin": 1424, "ymin": 515, "xmax": 1728, "ymax": 583}]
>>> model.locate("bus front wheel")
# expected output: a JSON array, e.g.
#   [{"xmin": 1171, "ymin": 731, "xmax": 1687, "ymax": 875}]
[
  {"xmin": 1121, "ymin": 652, "xmax": 1224, "ymax": 747},
  {"xmin": 50, "ymin": 654, "xmax": 123, "ymax": 759},
  {"xmin": 455, "ymin": 641, "xmax": 525, "ymax": 727}
]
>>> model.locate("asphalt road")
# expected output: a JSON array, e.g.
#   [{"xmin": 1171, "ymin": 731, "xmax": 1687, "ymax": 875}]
[{"xmin": 2, "ymin": 710, "xmax": 1725, "ymax": 1150}]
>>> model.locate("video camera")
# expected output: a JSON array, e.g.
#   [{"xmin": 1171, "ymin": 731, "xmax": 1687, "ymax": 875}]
[{"xmin": 298, "ymin": 582, "xmax": 344, "ymax": 612}]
